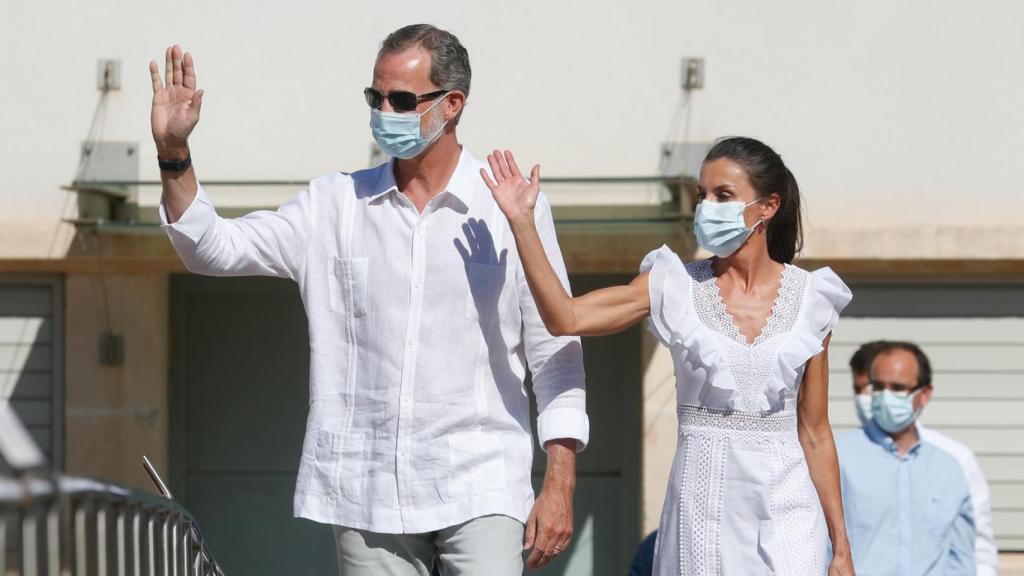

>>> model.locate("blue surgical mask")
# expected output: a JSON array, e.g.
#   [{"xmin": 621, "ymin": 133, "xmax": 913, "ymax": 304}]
[
  {"xmin": 693, "ymin": 199, "xmax": 763, "ymax": 258},
  {"xmin": 871, "ymin": 389, "xmax": 923, "ymax": 433},
  {"xmin": 854, "ymin": 393, "xmax": 873, "ymax": 426},
  {"xmin": 369, "ymin": 93, "xmax": 448, "ymax": 159}
]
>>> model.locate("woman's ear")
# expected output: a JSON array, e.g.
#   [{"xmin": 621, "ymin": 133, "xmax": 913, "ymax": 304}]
[{"xmin": 761, "ymin": 192, "xmax": 782, "ymax": 221}]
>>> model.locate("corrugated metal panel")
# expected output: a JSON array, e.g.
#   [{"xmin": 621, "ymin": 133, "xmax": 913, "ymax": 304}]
[
  {"xmin": 0, "ymin": 281, "xmax": 62, "ymax": 469},
  {"xmin": 829, "ymin": 316, "xmax": 1024, "ymax": 551}
]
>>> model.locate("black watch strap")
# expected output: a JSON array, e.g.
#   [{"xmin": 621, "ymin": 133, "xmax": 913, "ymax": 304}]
[{"xmin": 158, "ymin": 154, "xmax": 192, "ymax": 172}]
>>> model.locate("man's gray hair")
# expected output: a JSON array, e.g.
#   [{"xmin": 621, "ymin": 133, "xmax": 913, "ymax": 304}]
[{"xmin": 378, "ymin": 24, "xmax": 472, "ymax": 97}]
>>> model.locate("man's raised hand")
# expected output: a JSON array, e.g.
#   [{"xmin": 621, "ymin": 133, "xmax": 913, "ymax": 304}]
[{"xmin": 149, "ymin": 45, "xmax": 203, "ymax": 159}]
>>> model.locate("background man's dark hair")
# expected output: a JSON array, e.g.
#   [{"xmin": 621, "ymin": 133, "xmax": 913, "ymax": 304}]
[
  {"xmin": 870, "ymin": 341, "xmax": 933, "ymax": 389},
  {"xmin": 849, "ymin": 340, "xmax": 889, "ymax": 375},
  {"xmin": 378, "ymin": 24, "xmax": 472, "ymax": 97}
]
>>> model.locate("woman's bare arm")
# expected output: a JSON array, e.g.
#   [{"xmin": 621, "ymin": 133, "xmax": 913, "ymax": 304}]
[
  {"xmin": 481, "ymin": 150, "xmax": 651, "ymax": 337},
  {"xmin": 798, "ymin": 334, "xmax": 855, "ymax": 575}
]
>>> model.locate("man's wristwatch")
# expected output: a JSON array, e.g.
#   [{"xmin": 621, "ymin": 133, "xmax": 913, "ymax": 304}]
[{"xmin": 158, "ymin": 154, "xmax": 192, "ymax": 172}]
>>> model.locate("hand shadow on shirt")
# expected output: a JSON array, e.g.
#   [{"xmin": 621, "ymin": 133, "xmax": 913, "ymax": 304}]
[
  {"xmin": 454, "ymin": 218, "xmax": 531, "ymax": 424},
  {"xmin": 454, "ymin": 217, "xmax": 508, "ymax": 268},
  {"xmin": 454, "ymin": 218, "xmax": 509, "ymax": 329}
]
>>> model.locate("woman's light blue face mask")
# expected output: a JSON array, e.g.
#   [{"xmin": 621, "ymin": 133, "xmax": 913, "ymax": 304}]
[
  {"xmin": 369, "ymin": 93, "xmax": 449, "ymax": 159},
  {"xmin": 693, "ymin": 198, "xmax": 764, "ymax": 258}
]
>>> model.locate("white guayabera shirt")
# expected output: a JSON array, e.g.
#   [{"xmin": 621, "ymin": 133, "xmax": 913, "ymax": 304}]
[{"xmin": 160, "ymin": 147, "xmax": 588, "ymax": 533}]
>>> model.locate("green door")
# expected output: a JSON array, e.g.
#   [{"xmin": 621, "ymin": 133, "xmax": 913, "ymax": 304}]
[{"xmin": 170, "ymin": 273, "xmax": 641, "ymax": 575}]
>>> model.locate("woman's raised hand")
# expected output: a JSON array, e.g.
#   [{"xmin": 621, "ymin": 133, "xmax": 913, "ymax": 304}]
[
  {"xmin": 149, "ymin": 45, "xmax": 203, "ymax": 157},
  {"xmin": 480, "ymin": 150, "xmax": 541, "ymax": 227}
]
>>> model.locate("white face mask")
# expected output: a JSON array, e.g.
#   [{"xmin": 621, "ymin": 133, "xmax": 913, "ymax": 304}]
[
  {"xmin": 871, "ymin": 389, "xmax": 924, "ymax": 434},
  {"xmin": 369, "ymin": 93, "xmax": 449, "ymax": 159},
  {"xmin": 854, "ymin": 392, "xmax": 873, "ymax": 426},
  {"xmin": 693, "ymin": 199, "xmax": 764, "ymax": 258}
]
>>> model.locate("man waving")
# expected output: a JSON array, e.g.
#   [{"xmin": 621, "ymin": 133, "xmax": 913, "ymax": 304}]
[{"xmin": 150, "ymin": 24, "xmax": 587, "ymax": 575}]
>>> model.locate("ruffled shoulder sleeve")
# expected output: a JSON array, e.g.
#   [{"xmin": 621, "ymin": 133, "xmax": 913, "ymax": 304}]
[
  {"xmin": 804, "ymin": 267, "xmax": 853, "ymax": 343},
  {"xmin": 776, "ymin": 267, "xmax": 853, "ymax": 395},
  {"xmin": 639, "ymin": 245, "xmax": 690, "ymax": 347}
]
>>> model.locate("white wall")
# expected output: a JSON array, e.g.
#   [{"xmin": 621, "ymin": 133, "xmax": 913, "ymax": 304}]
[{"xmin": 2, "ymin": 0, "xmax": 1023, "ymax": 258}]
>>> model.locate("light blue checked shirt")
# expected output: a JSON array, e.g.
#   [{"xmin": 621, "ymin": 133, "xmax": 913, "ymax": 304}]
[{"xmin": 836, "ymin": 422, "xmax": 975, "ymax": 576}]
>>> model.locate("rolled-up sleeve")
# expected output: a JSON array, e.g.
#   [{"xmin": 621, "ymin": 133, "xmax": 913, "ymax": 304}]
[
  {"xmin": 519, "ymin": 193, "xmax": 589, "ymax": 452},
  {"xmin": 159, "ymin": 183, "xmax": 315, "ymax": 280}
]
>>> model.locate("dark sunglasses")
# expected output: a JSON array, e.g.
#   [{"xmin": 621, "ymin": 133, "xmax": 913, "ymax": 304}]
[{"xmin": 363, "ymin": 87, "xmax": 448, "ymax": 113}]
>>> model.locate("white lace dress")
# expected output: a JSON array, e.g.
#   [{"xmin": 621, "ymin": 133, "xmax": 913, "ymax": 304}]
[{"xmin": 641, "ymin": 246, "xmax": 852, "ymax": 576}]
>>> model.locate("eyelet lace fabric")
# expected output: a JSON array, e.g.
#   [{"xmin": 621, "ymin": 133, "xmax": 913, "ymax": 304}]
[
  {"xmin": 641, "ymin": 247, "xmax": 849, "ymax": 575},
  {"xmin": 688, "ymin": 259, "xmax": 806, "ymax": 347},
  {"xmin": 648, "ymin": 254, "xmax": 834, "ymax": 576},
  {"xmin": 686, "ymin": 260, "xmax": 809, "ymax": 412},
  {"xmin": 668, "ymin": 405, "xmax": 820, "ymax": 576}
]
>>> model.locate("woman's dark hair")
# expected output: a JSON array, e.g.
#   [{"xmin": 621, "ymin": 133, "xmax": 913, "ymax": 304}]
[{"xmin": 703, "ymin": 136, "xmax": 803, "ymax": 264}]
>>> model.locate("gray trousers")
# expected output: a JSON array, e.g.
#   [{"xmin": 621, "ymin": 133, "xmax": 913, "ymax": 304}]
[{"xmin": 333, "ymin": 515, "xmax": 525, "ymax": 576}]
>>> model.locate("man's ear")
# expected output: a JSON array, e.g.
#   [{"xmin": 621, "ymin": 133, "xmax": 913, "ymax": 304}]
[
  {"xmin": 917, "ymin": 385, "xmax": 934, "ymax": 408},
  {"xmin": 445, "ymin": 90, "xmax": 466, "ymax": 123}
]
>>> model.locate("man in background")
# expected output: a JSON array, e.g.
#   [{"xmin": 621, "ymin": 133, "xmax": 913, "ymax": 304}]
[
  {"xmin": 849, "ymin": 341, "xmax": 998, "ymax": 575},
  {"xmin": 837, "ymin": 341, "xmax": 975, "ymax": 575}
]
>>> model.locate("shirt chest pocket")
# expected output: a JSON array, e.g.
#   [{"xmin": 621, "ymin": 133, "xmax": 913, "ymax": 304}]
[
  {"xmin": 329, "ymin": 257, "xmax": 368, "ymax": 318},
  {"xmin": 464, "ymin": 262, "xmax": 515, "ymax": 322}
]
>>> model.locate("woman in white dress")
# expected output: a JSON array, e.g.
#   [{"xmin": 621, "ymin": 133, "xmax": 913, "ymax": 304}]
[{"xmin": 480, "ymin": 137, "xmax": 855, "ymax": 575}]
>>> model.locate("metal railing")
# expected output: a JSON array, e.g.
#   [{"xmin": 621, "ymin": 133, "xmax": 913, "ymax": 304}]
[
  {"xmin": 0, "ymin": 402, "xmax": 223, "ymax": 576},
  {"xmin": 1, "ymin": 474, "xmax": 224, "ymax": 576}
]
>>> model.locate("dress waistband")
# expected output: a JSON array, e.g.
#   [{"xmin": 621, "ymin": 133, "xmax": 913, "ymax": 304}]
[{"xmin": 677, "ymin": 405, "xmax": 797, "ymax": 433}]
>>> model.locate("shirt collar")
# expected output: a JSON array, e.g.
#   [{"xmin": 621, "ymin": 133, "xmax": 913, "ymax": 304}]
[
  {"xmin": 864, "ymin": 420, "xmax": 923, "ymax": 458},
  {"xmin": 367, "ymin": 147, "xmax": 477, "ymax": 211}
]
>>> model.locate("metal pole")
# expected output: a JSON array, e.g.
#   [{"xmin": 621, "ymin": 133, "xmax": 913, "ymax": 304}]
[
  {"xmin": 170, "ymin": 515, "xmax": 178, "ymax": 576},
  {"xmin": 146, "ymin": 515, "xmax": 156, "ymax": 576},
  {"xmin": 161, "ymin": 514, "xmax": 169, "ymax": 576},
  {"xmin": 23, "ymin": 509, "xmax": 38, "ymax": 576},
  {"xmin": 75, "ymin": 504, "xmax": 88, "ymax": 576},
  {"xmin": 180, "ymin": 522, "xmax": 190, "ymax": 576},
  {"xmin": 0, "ymin": 511, "xmax": 6, "ymax": 576},
  {"xmin": 46, "ymin": 503, "xmax": 60, "ymax": 576},
  {"xmin": 133, "ymin": 509, "xmax": 142, "ymax": 576},
  {"xmin": 97, "ymin": 505, "xmax": 108, "ymax": 575},
  {"xmin": 116, "ymin": 506, "xmax": 126, "ymax": 576}
]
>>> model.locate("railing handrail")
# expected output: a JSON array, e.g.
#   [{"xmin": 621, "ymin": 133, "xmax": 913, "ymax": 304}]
[
  {"xmin": 1, "ymin": 472, "xmax": 226, "ymax": 575},
  {"xmin": 1, "ymin": 475, "xmax": 200, "ymax": 521}
]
